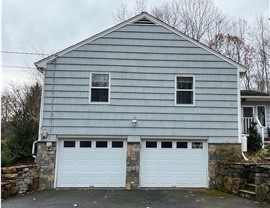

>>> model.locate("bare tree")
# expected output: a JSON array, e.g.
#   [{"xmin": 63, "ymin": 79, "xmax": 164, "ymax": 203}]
[
  {"xmin": 1, "ymin": 82, "xmax": 42, "ymax": 140},
  {"xmin": 113, "ymin": 0, "xmax": 148, "ymax": 23},
  {"xmin": 208, "ymin": 18, "xmax": 256, "ymax": 90},
  {"xmin": 151, "ymin": 0, "xmax": 228, "ymax": 42},
  {"xmin": 253, "ymin": 14, "xmax": 270, "ymax": 93}
]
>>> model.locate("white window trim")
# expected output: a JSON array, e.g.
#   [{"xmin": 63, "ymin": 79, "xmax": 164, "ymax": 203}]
[
  {"xmin": 256, "ymin": 105, "xmax": 266, "ymax": 127},
  {"xmin": 89, "ymin": 72, "xmax": 111, "ymax": 104},
  {"xmin": 175, "ymin": 75, "xmax": 195, "ymax": 106}
]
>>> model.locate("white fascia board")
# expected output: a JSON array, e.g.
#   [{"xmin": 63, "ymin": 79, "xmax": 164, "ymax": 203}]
[
  {"xmin": 241, "ymin": 96, "xmax": 270, "ymax": 102},
  {"xmin": 35, "ymin": 12, "xmax": 247, "ymax": 73}
]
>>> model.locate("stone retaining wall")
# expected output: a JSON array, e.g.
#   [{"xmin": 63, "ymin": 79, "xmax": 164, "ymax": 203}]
[
  {"xmin": 208, "ymin": 143, "xmax": 241, "ymax": 189},
  {"xmin": 215, "ymin": 163, "xmax": 270, "ymax": 203},
  {"xmin": 1, "ymin": 165, "xmax": 39, "ymax": 199}
]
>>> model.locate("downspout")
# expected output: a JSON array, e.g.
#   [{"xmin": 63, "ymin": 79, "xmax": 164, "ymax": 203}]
[
  {"xmin": 32, "ymin": 66, "xmax": 46, "ymax": 159},
  {"xmin": 32, "ymin": 58, "xmax": 57, "ymax": 159},
  {"xmin": 49, "ymin": 58, "xmax": 57, "ymax": 139},
  {"xmin": 238, "ymin": 68, "xmax": 249, "ymax": 162},
  {"xmin": 237, "ymin": 68, "xmax": 242, "ymax": 143}
]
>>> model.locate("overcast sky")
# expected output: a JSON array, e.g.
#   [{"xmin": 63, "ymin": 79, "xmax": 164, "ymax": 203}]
[{"xmin": 1, "ymin": 0, "xmax": 269, "ymax": 91}]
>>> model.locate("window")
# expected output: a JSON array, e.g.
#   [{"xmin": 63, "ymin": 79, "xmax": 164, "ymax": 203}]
[
  {"xmin": 243, "ymin": 106, "xmax": 253, "ymax": 117},
  {"xmin": 175, "ymin": 76, "xmax": 194, "ymax": 105},
  {"xmin": 257, "ymin": 106, "xmax": 266, "ymax": 127},
  {"xmin": 161, "ymin": 141, "xmax": 172, "ymax": 148},
  {"xmin": 177, "ymin": 142, "xmax": 188, "ymax": 149},
  {"xmin": 90, "ymin": 73, "xmax": 110, "ymax": 103},
  {"xmin": 80, "ymin": 141, "xmax": 91, "ymax": 148},
  {"xmin": 96, "ymin": 141, "xmax": 108, "ymax": 148},
  {"xmin": 192, "ymin": 142, "xmax": 203, "ymax": 149},
  {"xmin": 146, "ymin": 141, "xmax": 157, "ymax": 148},
  {"xmin": 112, "ymin": 141, "xmax": 123, "ymax": 148},
  {"xmin": 64, "ymin": 141, "xmax": 75, "ymax": 148}
]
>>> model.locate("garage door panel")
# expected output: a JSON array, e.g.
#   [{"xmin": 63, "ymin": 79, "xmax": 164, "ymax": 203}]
[
  {"xmin": 141, "ymin": 140, "xmax": 207, "ymax": 188},
  {"xmin": 57, "ymin": 139, "xmax": 126, "ymax": 188}
]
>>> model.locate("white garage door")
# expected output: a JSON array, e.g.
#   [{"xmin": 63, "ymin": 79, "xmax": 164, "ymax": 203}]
[
  {"xmin": 141, "ymin": 140, "xmax": 207, "ymax": 188},
  {"xmin": 57, "ymin": 139, "xmax": 126, "ymax": 188}
]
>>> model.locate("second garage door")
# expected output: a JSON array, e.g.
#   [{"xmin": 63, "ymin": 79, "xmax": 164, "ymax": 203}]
[
  {"xmin": 56, "ymin": 139, "xmax": 127, "ymax": 188},
  {"xmin": 140, "ymin": 140, "xmax": 208, "ymax": 188}
]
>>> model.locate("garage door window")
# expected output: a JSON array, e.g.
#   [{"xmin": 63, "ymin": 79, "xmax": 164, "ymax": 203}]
[
  {"xmin": 192, "ymin": 142, "xmax": 203, "ymax": 149},
  {"xmin": 161, "ymin": 141, "xmax": 172, "ymax": 148},
  {"xmin": 64, "ymin": 141, "xmax": 75, "ymax": 148},
  {"xmin": 177, "ymin": 142, "xmax": 188, "ymax": 148},
  {"xmin": 80, "ymin": 141, "xmax": 91, "ymax": 148},
  {"xmin": 112, "ymin": 141, "xmax": 123, "ymax": 148},
  {"xmin": 96, "ymin": 141, "xmax": 108, "ymax": 148},
  {"xmin": 146, "ymin": 141, "xmax": 157, "ymax": 148}
]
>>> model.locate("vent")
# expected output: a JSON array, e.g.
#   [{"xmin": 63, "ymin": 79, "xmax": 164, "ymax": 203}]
[{"xmin": 133, "ymin": 17, "xmax": 155, "ymax": 25}]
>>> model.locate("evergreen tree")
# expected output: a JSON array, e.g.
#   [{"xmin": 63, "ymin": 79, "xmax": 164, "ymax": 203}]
[{"xmin": 247, "ymin": 121, "xmax": 263, "ymax": 151}]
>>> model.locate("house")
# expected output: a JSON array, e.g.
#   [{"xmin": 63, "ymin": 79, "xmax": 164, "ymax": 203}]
[
  {"xmin": 241, "ymin": 90, "xmax": 270, "ymax": 146},
  {"xmin": 34, "ymin": 12, "xmax": 247, "ymax": 190}
]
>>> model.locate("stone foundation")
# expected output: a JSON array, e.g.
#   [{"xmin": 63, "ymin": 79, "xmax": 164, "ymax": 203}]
[
  {"xmin": 36, "ymin": 142, "xmax": 56, "ymax": 189},
  {"xmin": 1, "ymin": 165, "xmax": 39, "ymax": 199},
  {"xmin": 126, "ymin": 142, "xmax": 140, "ymax": 189},
  {"xmin": 208, "ymin": 143, "xmax": 241, "ymax": 189},
  {"xmin": 216, "ymin": 163, "xmax": 270, "ymax": 203}
]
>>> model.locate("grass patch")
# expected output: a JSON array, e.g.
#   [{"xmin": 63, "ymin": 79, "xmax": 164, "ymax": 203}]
[{"xmin": 200, "ymin": 190, "xmax": 231, "ymax": 197}]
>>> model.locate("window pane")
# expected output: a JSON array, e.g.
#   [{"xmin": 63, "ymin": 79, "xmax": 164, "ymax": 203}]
[
  {"xmin": 161, "ymin": 141, "xmax": 172, "ymax": 148},
  {"xmin": 91, "ymin": 89, "xmax": 109, "ymax": 102},
  {"xmin": 257, "ymin": 106, "xmax": 265, "ymax": 126},
  {"xmin": 92, "ymin": 74, "xmax": 109, "ymax": 87},
  {"xmin": 96, "ymin": 141, "xmax": 107, "ymax": 148},
  {"xmin": 177, "ymin": 77, "xmax": 193, "ymax": 89},
  {"xmin": 243, "ymin": 107, "xmax": 253, "ymax": 117},
  {"xmin": 177, "ymin": 91, "xmax": 193, "ymax": 104},
  {"xmin": 112, "ymin": 141, "xmax": 123, "ymax": 148},
  {"xmin": 192, "ymin": 142, "xmax": 203, "ymax": 149},
  {"xmin": 177, "ymin": 142, "xmax": 188, "ymax": 148},
  {"xmin": 146, "ymin": 141, "xmax": 157, "ymax": 148},
  {"xmin": 64, "ymin": 141, "xmax": 75, "ymax": 147},
  {"xmin": 80, "ymin": 141, "xmax": 91, "ymax": 148}
]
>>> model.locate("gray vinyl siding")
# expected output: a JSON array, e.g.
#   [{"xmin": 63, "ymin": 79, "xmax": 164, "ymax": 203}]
[{"xmin": 42, "ymin": 24, "xmax": 239, "ymax": 143}]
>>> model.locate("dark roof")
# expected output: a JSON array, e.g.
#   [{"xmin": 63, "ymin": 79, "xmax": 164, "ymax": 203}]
[{"xmin": 241, "ymin": 90, "xmax": 270, "ymax": 96}]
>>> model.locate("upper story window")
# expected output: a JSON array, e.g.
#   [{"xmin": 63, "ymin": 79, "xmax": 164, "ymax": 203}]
[
  {"xmin": 90, "ymin": 73, "xmax": 110, "ymax": 103},
  {"xmin": 175, "ymin": 76, "xmax": 194, "ymax": 105}
]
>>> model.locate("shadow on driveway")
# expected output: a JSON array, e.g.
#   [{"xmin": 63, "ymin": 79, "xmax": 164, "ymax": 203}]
[{"xmin": 2, "ymin": 189, "xmax": 269, "ymax": 208}]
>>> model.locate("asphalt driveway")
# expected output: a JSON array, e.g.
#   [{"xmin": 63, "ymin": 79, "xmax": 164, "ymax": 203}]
[{"xmin": 2, "ymin": 189, "xmax": 269, "ymax": 208}]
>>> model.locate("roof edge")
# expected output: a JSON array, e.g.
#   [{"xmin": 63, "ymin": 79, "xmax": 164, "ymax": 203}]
[
  {"xmin": 34, "ymin": 12, "xmax": 148, "ymax": 68},
  {"xmin": 35, "ymin": 12, "xmax": 247, "ymax": 72}
]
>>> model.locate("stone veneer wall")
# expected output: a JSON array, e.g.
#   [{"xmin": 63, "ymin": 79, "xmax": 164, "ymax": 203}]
[
  {"xmin": 215, "ymin": 163, "xmax": 270, "ymax": 203},
  {"xmin": 36, "ymin": 142, "xmax": 56, "ymax": 189},
  {"xmin": 208, "ymin": 143, "xmax": 241, "ymax": 189},
  {"xmin": 1, "ymin": 165, "xmax": 39, "ymax": 199},
  {"xmin": 126, "ymin": 142, "xmax": 140, "ymax": 189}
]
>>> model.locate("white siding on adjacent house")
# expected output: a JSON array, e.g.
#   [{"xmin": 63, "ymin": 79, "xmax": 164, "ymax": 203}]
[{"xmin": 42, "ymin": 24, "xmax": 238, "ymax": 143}]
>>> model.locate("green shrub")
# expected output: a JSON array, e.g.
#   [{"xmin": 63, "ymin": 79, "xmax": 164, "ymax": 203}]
[
  {"xmin": 247, "ymin": 121, "xmax": 262, "ymax": 151},
  {"xmin": 218, "ymin": 144, "xmax": 242, "ymax": 162},
  {"xmin": 5, "ymin": 110, "xmax": 39, "ymax": 162},
  {"xmin": 1, "ymin": 141, "xmax": 15, "ymax": 166}
]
